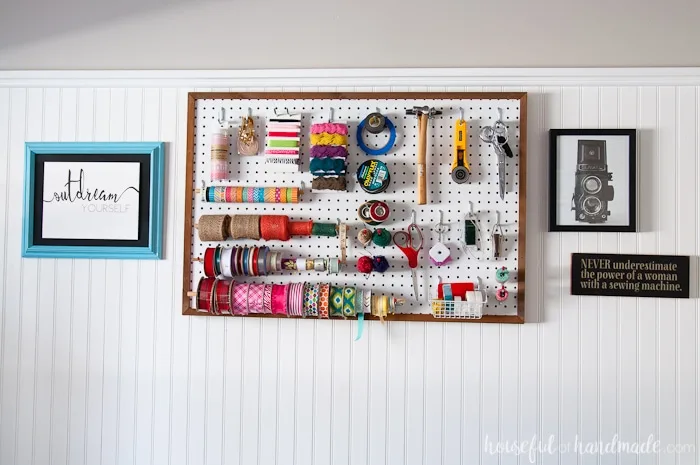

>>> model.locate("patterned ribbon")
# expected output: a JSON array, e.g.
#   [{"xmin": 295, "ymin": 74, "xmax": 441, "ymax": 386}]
[
  {"xmin": 262, "ymin": 284, "xmax": 274, "ymax": 314},
  {"xmin": 329, "ymin": 286, "xmax": 344, "ymax": 317},
  {"xmin": 303, "ymin": 283, "xmax": 320, "ymax": 317},
  {"xmin": 247, "ymin": 283, "xmax": 265, "ymax": 314},
  {"xmin": 342, "ymin": 286, "xmax": 356, "ymax": 318},
  {"xmin": 232, "ymin": 282, "xmax": 250, "ymax": 315},
  {"xmin": 287, "ymin": 282, "xmax": 305, "ymax": 317},
  {"xmin": 318, "ymin": 284, "xmax": 330, "ymax": 319}
]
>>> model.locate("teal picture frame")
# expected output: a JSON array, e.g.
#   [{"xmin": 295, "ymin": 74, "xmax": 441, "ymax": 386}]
[{"xmin": 22, "ymin": 142, "xmax": 165, "ymax": 259}]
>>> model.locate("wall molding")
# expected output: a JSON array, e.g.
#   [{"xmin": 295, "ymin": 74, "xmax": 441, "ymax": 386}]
[{"xmin": 1, "ymin": 67, "xmax": 700, "ymax": 88}]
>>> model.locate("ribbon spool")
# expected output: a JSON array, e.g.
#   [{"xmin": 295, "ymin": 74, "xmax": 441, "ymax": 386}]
[
  {"xmin": 358, "ymin": 200, "xmax": 390, "ymax": 225},
  {"xmin": 356, "ymin": 113, "xmax": 396, "ymax": 156}
]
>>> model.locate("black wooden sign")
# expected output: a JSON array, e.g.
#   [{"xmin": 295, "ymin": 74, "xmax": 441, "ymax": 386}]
[{"xmin": 571, "ymin": 253, "xmax": 690, "ymax": 299}]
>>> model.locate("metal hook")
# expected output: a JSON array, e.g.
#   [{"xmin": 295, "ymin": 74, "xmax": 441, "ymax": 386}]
[
  {"xmin": 459, "ymin": 107, "xmax": 464, "ymax": 122},
  {"xmin": 376, "ymin": 107, "xmax": 381, "ymax": 114},
  {"xmin": 328, "ymin": 107, "xmax": 334, "ymax": 122},
  {"xmin": 247, "ymin": 107, "xmax": 252, "ymax": 118},
  {"xmin": 411, "ymin": 210, "xmax": 417, "ymax": 225},
  {"xmin": 468, "ymin": 201, "xmax": 474, "ymax": 218},
  {"xmin": 496, "ymin": 210, "xmax": 501, "ymax": 226},
  {"xmin": 218, "ymin": 107, "xmax": 226, "ymax": 126},
  {"xmin": 497, "ymin": 107, "xmax": 504, "ymax": 122}
]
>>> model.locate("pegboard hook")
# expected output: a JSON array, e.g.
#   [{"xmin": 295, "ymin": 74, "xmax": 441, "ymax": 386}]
[
  {"xmin": 459, "ymin": 107, "xmax": 464, "ymax": 122},
  {"xmin": 218, "ymin": 107, "xmax": 226, "ymax": 126},
  {"xmin": 468, "ymin": 201, "xmax": 474, "ymax": 218},
  {"xmin": 274, "ymin": 107, "xmax": 290, "ymax": 117},
  {"xmin": 328, "ymin": 107, "xmax": 334, "ymax": 122},
  {"xmin": 247, "ymin": 107, "xmax": 252, "ymax": 118}
]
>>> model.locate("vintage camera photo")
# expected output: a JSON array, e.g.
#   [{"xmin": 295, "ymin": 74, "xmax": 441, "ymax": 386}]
[{"xmin": 550, "ymin": 131, "xmax": 635, "ymax": 231}]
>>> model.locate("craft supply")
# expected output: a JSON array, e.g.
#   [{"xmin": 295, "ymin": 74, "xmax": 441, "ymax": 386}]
[
  {"xmin": 451, "ymin": 116, "xmax": 471, "ymax": 183},
  {"xmin": 318, "ymin": 284, "xmax": 330, "ymax": 318},
  {"xmin": 311, "ymin": 222, "xmax": 337, "ymax": 237},
  {"xmin": 358, "ymin": 200, "xmax": 390, "ymax": 225},
  {"xmin": 393, "ymin": 210, "xmax": 423, "ymax": 300},
  {"xmin": 260, "ymin": 215, "xmax": 290, "ymax": 241},
  {"xmin": 198, "ymin": 214, "xmax": 230, "ymax": 242},
  {"xmin": 491, "ymin": 219, "xmax": 504, "ymax": 259},
  {"xmin": 238, "ymin": 115, "xmax": 259, "ymax": 156},
  {"xmin": 342, "ymin": 287, "xmax": 356, "ymax": 317},
  {"xmin": 495, "ymin": 285, "xmax": 509, "ymax": 302},
  {"xmin": 309, "ymin": 145, "xmax": 348, "ymax": 159},
  {"xmin": 429, "ymin": 210, "xmax": 452, "ymax": 266},
  {"xmin": 464, "ymin": 216, "xmax": 479, "ymax": 248},
  {"xmin": 495, "ymin": 266, "xmax": 510, "ymax": 283},
  {"xmin": 198, "ymin": 246, "xmax": 341, "ymax": 276},
  {"xmin": 247, "ymin": 283, "xmax": 265, "ymax": 314},
  {"xmin": 372, "ymin": 256, "xmax": 390, "ymax": 273},
  {"xmin": 199, "ymin": 185, "xmax": 301, "ymax": 204},
  {"xmin": 265, "ymin": 111, "xmax": 301, "ymax": 172},
  {"xmin": 356, "ymin": 160, "xmax": 390, "ymax": 194},
  {"xmin": 310, "ymin": 123, "xmax": 348, "ymax": 135},
  {"xmin": 372, "ymin": 228, "xmax": 392, "ymax": 247},
  {"xmin": 303, "ymin": 283, "xmax": 320, "ymax": 317},
  {"xmin": 311, "ymin": 176, "xmax": 347, "ymax": 191},
  {"xmin": 310, "ymin": 121, "xmax": 348, "ymax": 191},
  {"xmin": 229, "ymin": 214, "xmax": 261, "ymax": 240},
  {"xmin": 271, "ymin": 284, "xmax": 289, "ymax": 315},
  {"xmin": 356, "ymin": 112, "xmax": 397, "ymax": 156},
  {"xmin": 357, "ymin": 228, "xmax": 373, "ymax": 247},
  {"xmin": 406, "ymin": 106, "xmax": 441, "ymax": 204},
  {"xmin": 357, "ymin": 256, "xmax": 374, "ymax": 274},
  {"xmin": 210, "ymin": 128, "xmax": 230, "ymax": 181},
  {"xmin": 233, "ymin": 282, "xmax": 251, "ymax": 315},
  {"xmin": 329, "ymin": 286, "xmax": 344, "ymax": 317},
  {"xmin": 310, "ymin": 158, "xmax": 346, "ymax": 176},
  {"xmin": 287, "ymin": 282, "xmax": 305, "ymax": 316}
]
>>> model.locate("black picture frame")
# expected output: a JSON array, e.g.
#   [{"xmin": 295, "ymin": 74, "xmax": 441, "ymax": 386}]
[{"xmin": 549, "ymin": 129, "xmax": 637, "ymax": 232}]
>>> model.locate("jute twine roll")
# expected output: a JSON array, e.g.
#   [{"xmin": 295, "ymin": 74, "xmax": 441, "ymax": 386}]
[
  {"xmin": 198, "ymin": 214, "xmax": 230, "ymax": 241},
  {"xmin": 312, "ymin": 177, "xmax": 346, "ymax": 191},
  {"xmin": 229, "ymin": 214, "xmax": 261, "ymax": 240}
]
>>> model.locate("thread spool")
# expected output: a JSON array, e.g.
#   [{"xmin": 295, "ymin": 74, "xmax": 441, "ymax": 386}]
[
  {"xmin": 229, "ymin": 214, "xmax": 261, "ymax": 240},
  {"xmin": 198, "ymin": 214, "xmax": 230, "ymax": 242}
]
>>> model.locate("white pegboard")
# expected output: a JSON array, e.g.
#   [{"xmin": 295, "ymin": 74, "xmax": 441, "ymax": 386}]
[{"xmin": 188, "ymin": 97, "xmax": 522, "ymax": 316}]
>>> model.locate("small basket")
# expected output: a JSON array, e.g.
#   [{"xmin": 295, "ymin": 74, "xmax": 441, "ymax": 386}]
[{"xmin": 431, "ymin": 295, "xmax": 486, "ymax": 319}]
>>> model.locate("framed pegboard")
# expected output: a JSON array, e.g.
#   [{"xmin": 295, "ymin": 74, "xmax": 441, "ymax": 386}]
[{"xmin": 182, "ymin": 92, "xmax": 528, "ymax": 323}]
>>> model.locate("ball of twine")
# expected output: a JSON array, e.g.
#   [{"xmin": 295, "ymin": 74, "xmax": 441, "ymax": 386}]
[
  {"xmin": 229, "ymin": 215, "xmax": 261, "ymax": 240},
  {"xmin": 198, "ymin": 214, "xmax": 230, "ymax": 242},
  {"xmin": 372, "ymin": 228, "xmax": 392, "ymax": 247},
  {"xmin": 357, "ymin": 256, "xmax": 373, "ymax": 274}
]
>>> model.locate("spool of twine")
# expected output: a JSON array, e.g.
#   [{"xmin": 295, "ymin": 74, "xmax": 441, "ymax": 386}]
[
  {"xmin": 372, "ymin": 228, "xmax": 392, "ymax": 247},
  {"xmin": 311, "ymin": 177, "xmax": 346, "ymax": 191},
  {"xmin": 198, "ymin": 215, "xmax": 230, "ymax": 242},
  {"xmin": 311, "ymin": 222, "xmax": 338, "ymax": 237},
  {"xmin": 288, "ymin": 220, "xmax": 313, "ymax": 236},
  {"xmin": 229, "ymin": 215, "xmax": 261, "ymax": 240},
  {"xmin": 260, "ymin": 215, "xmax": 290, "ymax": 241}
]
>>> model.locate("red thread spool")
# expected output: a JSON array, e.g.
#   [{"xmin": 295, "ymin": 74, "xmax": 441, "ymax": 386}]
[
  {"xmin": 260, "ymin": 215, "xmax": 290, "ymax": 241},
  {"xmin": 357, "ymin": 256, "xmax": 374, "ymax": 274},
  {"xmin": 203, "ymin": 247, "xmax": 216, "ymax": 277},
  {"xmin": 288, "ymin": 220, "xmax": 313, "ymax": 236},
  {"xmin": 215, "ymin": 279, "xmax": 233, "ymax": 315},
  {"xmin": 197, "ymin": 277, "xmax": 216, "ymax": 313}
]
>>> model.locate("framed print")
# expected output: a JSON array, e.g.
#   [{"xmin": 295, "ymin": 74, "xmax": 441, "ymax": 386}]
[
  {"xmin": 549, "ymin": 129, "xmax": 636, "ymax": 232},
  {"xmin": 22, "ymin": 142, "xmax": 165, "ymax": 259}
]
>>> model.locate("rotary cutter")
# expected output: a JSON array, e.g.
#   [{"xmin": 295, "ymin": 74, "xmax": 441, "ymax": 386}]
[{"xmin": 451, "ymin": 117, "xmax": 470, "ymax": 183}]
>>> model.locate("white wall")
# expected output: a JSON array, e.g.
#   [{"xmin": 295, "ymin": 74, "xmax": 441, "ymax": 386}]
[
  {"xmin": 1, "ymin": 0, "xmax": 700, "ymax": 69},
  {"xmin": 0, "ymin": 69, "xmax": 699, "ymax": 465}
]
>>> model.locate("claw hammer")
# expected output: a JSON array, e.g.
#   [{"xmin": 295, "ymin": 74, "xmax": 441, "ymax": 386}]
[{"xmin": 406, "ymin": 106, "xmax": 442, "ymax": 204}]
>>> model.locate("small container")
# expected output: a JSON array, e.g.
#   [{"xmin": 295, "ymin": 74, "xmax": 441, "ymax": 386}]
[{"xmin": 356, "ymin": 159, "xmax": 390, "ymax": 194}]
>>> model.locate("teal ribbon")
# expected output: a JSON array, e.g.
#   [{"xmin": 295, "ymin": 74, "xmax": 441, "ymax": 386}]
[{"xmin": 310, "ymin": 157, "xmax": 346, "ymax": 175}]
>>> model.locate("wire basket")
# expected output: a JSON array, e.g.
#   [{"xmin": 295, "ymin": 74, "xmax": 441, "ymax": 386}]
[{"xmin": 431, "ymin": 296, "xmax": 486, "ymax": 319}]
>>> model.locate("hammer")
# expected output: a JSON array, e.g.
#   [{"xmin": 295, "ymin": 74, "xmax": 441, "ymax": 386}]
[{"xmin": 406, "ymin": 106, "xmax": 442, "ymax": 204}]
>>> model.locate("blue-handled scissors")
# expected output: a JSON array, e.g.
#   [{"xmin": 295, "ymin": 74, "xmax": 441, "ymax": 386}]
[{"xmin": 393, "ymin": 210, "xmax": 423, "ymax": 300}]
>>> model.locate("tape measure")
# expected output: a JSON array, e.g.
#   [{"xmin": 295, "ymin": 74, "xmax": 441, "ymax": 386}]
[{"xmin": 451, "ymin": 119, "xmax": 470, "ymax": 183}]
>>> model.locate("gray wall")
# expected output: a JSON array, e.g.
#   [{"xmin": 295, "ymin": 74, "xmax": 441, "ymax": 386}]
[{"xmin": 1, "ymin": 0, "xmax": 699, "ymax": 69}]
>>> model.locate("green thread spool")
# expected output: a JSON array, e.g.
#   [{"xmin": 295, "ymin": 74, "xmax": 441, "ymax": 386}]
[
  {"xmin": 372, "ymin": 228, "xmax": 392, "ymax": 247},
  {"xmin": 312, "ymin": 222, "xmax": 337, "ymax": 237},
  {"xmin": 465, "ymin": 219, "xmax": 477, "ymax": 246}
]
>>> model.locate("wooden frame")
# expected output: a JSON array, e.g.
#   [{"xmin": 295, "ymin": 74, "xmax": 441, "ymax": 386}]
[
  {"xmin": 182, "ymin": 92, "xmax": 528, "ymax": 323},
  {"xmin": 549, "ymin": 129, "xmax": 637, "ymax": 232}
]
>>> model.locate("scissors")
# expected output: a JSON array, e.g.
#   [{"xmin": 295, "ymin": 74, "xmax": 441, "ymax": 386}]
[
  {"xmin": 479, "ymin": 109, "xmax": 514, "ymax": 200},
  {"xmin": 393, "ymin": 210, "xmax": 423, "ymax": 300}
]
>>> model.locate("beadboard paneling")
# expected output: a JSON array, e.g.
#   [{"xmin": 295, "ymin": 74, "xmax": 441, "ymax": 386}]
[{"xmin": 0, "ymin": 70, "xmax": 699, "ymax": 465}]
